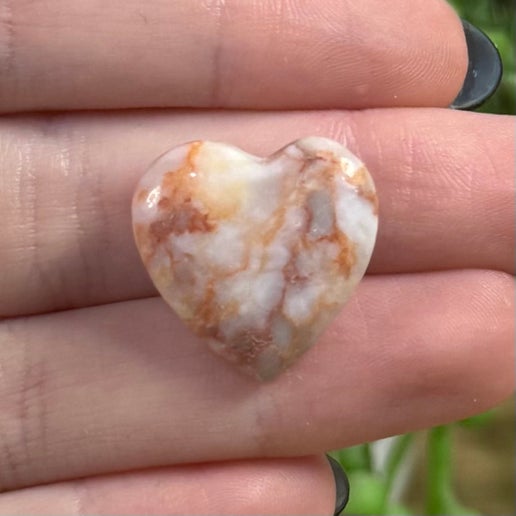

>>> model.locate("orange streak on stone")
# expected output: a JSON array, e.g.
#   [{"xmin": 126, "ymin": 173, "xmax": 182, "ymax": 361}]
[
  {"xmin": 136, "ymin": 188, "xmax": 149, "ymax": 203},
  {"xmin": 346, "ymin": 166, "xmax": 379, "ymax": 215},
  {"xmin": 195, "ymin": 280, "xmax": 217, "ymax": 337},
  {"xmin": 160, "ymin": 141, "xmax": 203, "ymax": 202},
  {"xmin": 149, "ymin": 203, "xmax": 213, "ymax": 237},
  {"xmin": 222, "ymin": 329, "xmax": 273, "ymax": 367},
  {"xmin": 133, "ymin": 222, "xmax": 154, "ymax": 264},
  {"xmin": 333, "ymin": 232, "xmax": 356, "ymax": 277},
  {"xmin": 361, "ymin": 191, "xmax": 379, "ymax": 215},
  {"xmin": 304, "ymin": 158, "xmax": 358, "ymax": 278},
  {"xmin": 138, "ymin": 142, "xmax": 218, "ymax": 268}
]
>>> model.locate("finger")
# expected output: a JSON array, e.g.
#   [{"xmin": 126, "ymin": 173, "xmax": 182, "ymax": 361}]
[
  {"xmin": 0, "ymin": 0, "xmax": 466, "ymax": 112},
  {"xmin": 0, "ymin": 457, "xmax": 335, "ymax": 514},
  {"xmin": 0, "ymin": 271, "xmax": 513, "ymax": 491},
  {"xmin": 0, "ymin": 109, "xmax": 513, "ymax": 316}
]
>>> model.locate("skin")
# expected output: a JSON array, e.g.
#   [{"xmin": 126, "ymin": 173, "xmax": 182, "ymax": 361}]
[{"xmin": 0, "ymin": 0, "xmax": 513, "ymax": 514}]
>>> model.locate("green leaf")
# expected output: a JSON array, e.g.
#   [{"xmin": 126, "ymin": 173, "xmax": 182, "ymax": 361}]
[
  {"xmin": 332, "ymin": 444, "xmax": 372, "ymax": 472},
  {"xmin": 343, "ymin": 471, "xmax": 387, "ymax": 515},
  {"xmin": 459, "ymin": 409, "xmax": 496, "ymax": 428},
  {"xmin": 384, "ymin": 502, "xmax": 413, "ymax": 515}
]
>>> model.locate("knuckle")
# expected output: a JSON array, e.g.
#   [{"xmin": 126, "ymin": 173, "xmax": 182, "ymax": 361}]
[{"xmin": 0, "ymin": 320, "xmax": 48, "ymax": 491}]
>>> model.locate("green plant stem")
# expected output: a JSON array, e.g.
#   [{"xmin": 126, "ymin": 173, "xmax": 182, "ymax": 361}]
[
  {"xmin": 334, "ymin": 443, "xmax": 373, "ymax": 472},
  {"xmin": 427, "ymin": 426, "xmax": 452, "ymax": 515},
  {"xmin": 426, "ymin": 426, "xmax": 480, "ymax": 515},
  {"xmin": 363, "ymin": 442, "xmax": 373, "ymax": 470},
  {"xmin": 381, "ymin": 433, "xmax": 414, "ymax": 512}
]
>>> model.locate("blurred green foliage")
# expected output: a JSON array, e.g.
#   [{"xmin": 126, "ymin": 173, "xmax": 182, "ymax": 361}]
[{"xmin": 450, "ymin": 0, "xmax": 515, "ymax": 114}]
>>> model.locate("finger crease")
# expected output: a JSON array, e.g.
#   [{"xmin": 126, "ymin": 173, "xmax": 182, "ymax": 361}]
[
  {"xmin": 0, "ymin": 0, "xmax": 14, "ymax": 75},
  {"xmin": 207, "ymin": 0, "xmax": 227, "ymax": 107},
  {"xmin": 0, "ymin": 323, "xmax": 48, "ymax": 491}
]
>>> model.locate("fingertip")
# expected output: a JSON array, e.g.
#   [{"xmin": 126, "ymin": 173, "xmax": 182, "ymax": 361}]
[
  {"xmin": 431, "ymin": 0, "xmax": 470, "ymax": 106},
  {"xmin": 326, "ymin": 0, "xmax": 470, "ymax": 109},
  {"xmin": 391, "ymin": 0, "xmax": 469, "ymax": 107},
  {"xmin": 0, "ymin": 0, "xmax": 472, "ymax": 111}
]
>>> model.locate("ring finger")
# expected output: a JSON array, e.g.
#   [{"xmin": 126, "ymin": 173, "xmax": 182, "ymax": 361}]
[{"xmin": 0, "ymin": 270, "xmax": 513, "ymax": 491}]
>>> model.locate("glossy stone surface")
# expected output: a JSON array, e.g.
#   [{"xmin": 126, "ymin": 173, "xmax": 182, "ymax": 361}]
[{"xmin": 132, "ymin": 138, "xmax": 378, "ymax": 380}]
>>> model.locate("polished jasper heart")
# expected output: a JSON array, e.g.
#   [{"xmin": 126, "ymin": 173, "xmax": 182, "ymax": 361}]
[{"xmin": 132, "ymin": 138, "xmax": 378, "ymax": 380}]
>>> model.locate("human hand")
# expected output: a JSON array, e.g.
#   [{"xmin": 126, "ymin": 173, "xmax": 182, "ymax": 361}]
[{"xmin": 0, "ymin": 1, "xmax": 514, "ymax": 514}]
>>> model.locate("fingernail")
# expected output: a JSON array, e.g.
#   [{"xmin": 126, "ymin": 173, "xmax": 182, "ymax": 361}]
[
  {"xmin": 450, "ymin": 19, "xmax": 503, "ymax": 110},
  {"xmin": 327, "ymin": 455, "xmax": 350, "ymax": 515}
]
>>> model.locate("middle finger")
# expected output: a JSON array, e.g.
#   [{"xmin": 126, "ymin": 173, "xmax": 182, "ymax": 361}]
[{"xmin": 0, "ymin": 108, "xmax": 513, "ymax": 316}]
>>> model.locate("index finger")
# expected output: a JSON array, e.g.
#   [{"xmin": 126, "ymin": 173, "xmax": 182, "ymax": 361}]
[{"xmin": 0, "ymin": 0, "xmax": 467, "ymax": 112}]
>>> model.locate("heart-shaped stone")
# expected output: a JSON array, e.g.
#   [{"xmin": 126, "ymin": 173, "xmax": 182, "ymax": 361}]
[{"xmin": 132, "ymin": 138, "xmax": 378, "ymax": 380}]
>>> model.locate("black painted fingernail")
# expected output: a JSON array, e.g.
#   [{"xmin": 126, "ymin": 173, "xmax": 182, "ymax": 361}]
[
  {"xmin": 327, "ymin": 455, "xmax": 350, "ymax": 515},
  {"xmin": 450, "ymin": 19, "xmax": 503, "ymax": 110}
]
